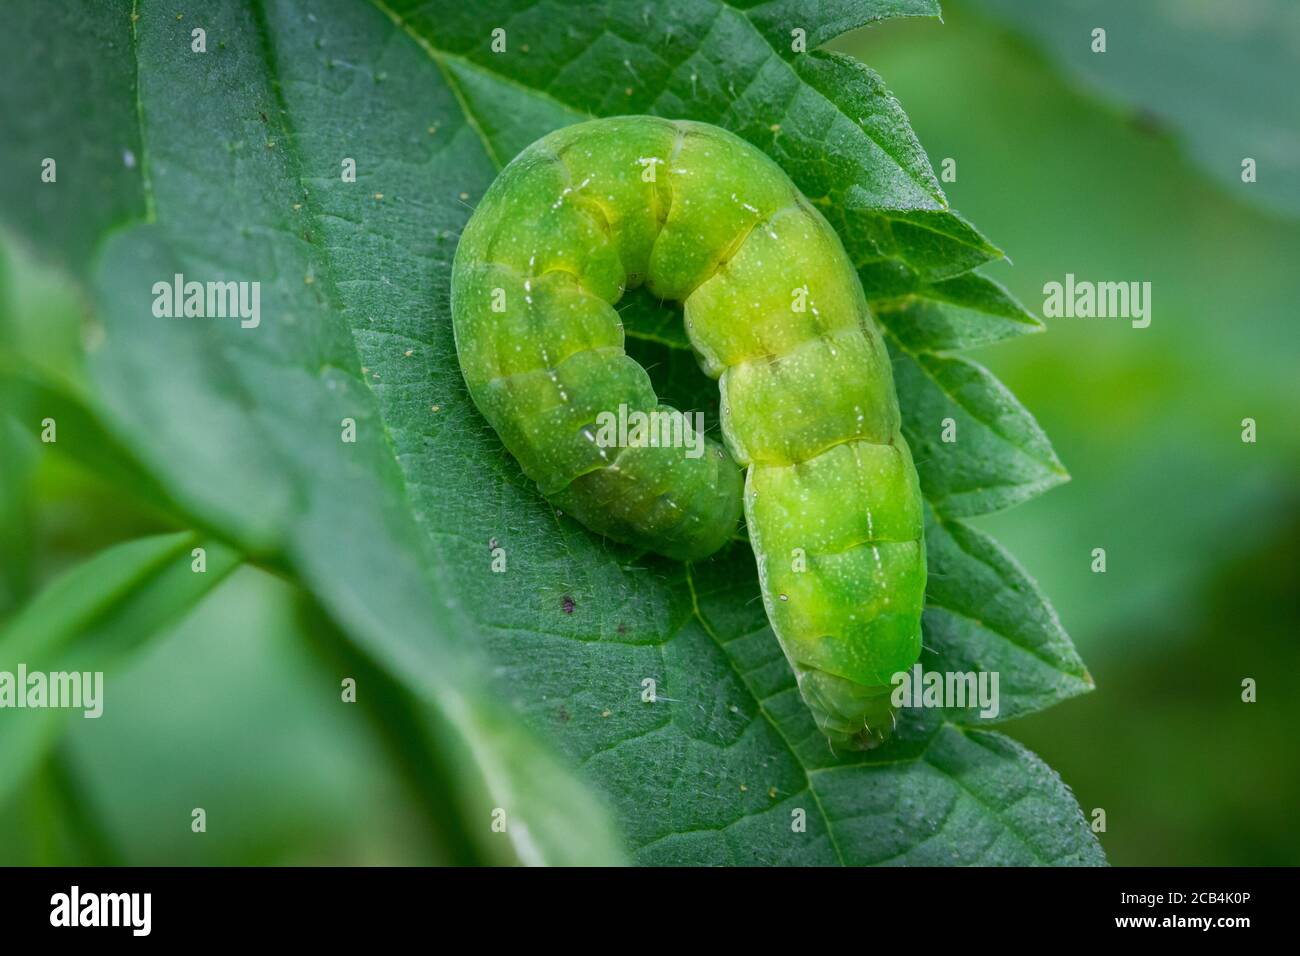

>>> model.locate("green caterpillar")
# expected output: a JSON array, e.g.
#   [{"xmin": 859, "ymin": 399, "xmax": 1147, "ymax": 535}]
[{"xmin": 450, "ymin": 116, "xmax": 926, "ymax": 750}]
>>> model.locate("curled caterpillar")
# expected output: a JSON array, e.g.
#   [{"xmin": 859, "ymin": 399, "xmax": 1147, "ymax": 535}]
[{"xmin": 451, "ymin": 116, "xmax": 926, "ymax": 750}]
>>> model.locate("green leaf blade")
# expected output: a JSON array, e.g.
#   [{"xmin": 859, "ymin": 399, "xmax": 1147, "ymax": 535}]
[
  {"xmin": 78, "ymin": 0, "xmax": 628, "ymax": 867},
  {"xmin": 923, "ymin": 507, "xmax": 1093, "ymax": 723},
  {"xmin": 817, "ymin": 726, "xmax": 1105, "ymax": 866},
  {"xmin": 876, "ymin": 272, "xmax": 1045, "ymax": 352},
  {"xmin": 888, "ymin": 342, "xmax": 1069, "ymax": 517},
  {"xmin": 0, "ymin": 0, "xmax": 1096, "ymax": 867}
]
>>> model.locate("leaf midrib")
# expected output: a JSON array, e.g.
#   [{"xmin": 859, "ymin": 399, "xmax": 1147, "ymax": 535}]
[{"xmin": 240, "ymin": 0, "xmax": 442, "ymax": 566}]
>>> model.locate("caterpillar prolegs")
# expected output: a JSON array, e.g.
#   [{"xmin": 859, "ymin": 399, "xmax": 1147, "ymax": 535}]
[{"xmin": 450, "ymin": 116, "xmax": 926, "ymax": 750}]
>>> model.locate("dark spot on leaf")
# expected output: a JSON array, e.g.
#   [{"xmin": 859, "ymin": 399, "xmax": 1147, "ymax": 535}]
[
  {"xmin": 557, "ymin": 704, "xmax": 570, "ymax": 723},
  {"xmin": 1130, "ymin": 107, "xmax": 1168, "ymax": 137},
  {"xmin": 561, "ymin": 595, "xmax": 575, "ymax": 614},
  {"xmin": 617, "ymin": 623, "xmax": 627, "ymax": 635}
]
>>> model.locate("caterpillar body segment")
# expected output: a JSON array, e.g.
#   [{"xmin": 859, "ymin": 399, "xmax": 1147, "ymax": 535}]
[{"xmin": 450, "ymin": 116, "xmax": 926, "ymax": 749}]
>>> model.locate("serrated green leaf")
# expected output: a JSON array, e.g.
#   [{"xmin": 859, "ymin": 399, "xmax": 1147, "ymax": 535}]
[
  {"xmin": 781, "ymin": 50, "xmax": 946, "ymax": 208},
  {"xmin": 877, "ymin": 271, "xmax": 1044, "ymax": 351},
  {"xmin": 921, "ymin": 505, "xmax": 1092, "ymax": 723},
  {"xmin": 738, "ymin": 0, "xmax": 942, "ymax": 58},
  {"xmin": 0, "ymin": 0, "xmax": 1095, "ymax": 865},
  {"xmin": 811, "ymin": 726, "xmax": 1106, "ymax": 865},
  {"xmin": 384, "ymin": 0, "xmax": 1059, "ymax": 521},
  {"xmin": 887, "ymin": 335, "xmax": 1069, "ymax": 516},
  {"xmin": 660, "ymin": 551, "xmax": 1103, "ymax": 864},
  {"xmin": 383, "ymin": 0, "xmax": 1002, "ymax": 277}
]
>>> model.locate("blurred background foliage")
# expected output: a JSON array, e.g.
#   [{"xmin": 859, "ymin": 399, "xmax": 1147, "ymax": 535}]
[
  {"xmin": 1, "ymin": 0, "xmax": 1296, "ymax": 865},
  {"xmin": 835, "ymin": 0, "xmax": 1300, "ymax": 865},
  {"xmin": 1, "ymin": 223, "xmax": 458, "ymax": 865}
]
